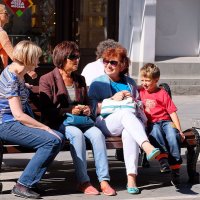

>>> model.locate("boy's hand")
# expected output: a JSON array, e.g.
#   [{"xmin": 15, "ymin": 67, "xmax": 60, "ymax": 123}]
[{"xmin": 179, "ymin": 132, "xmax": 185, "ymax": 142}]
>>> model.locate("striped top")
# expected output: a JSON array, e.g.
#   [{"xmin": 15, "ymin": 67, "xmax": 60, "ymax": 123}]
[{"xmin": 0, "ymin": 67, "xmax": 29, "ymax": 124}]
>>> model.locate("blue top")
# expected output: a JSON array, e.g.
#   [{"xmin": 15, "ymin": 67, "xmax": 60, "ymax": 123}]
[
  {"xmin": 110, "ymin": 78, "xmax": 131, "ymax": 94},
  {"xmin": 88, "ymin": 74, "xmax": 141, "ymax": 118},
  {"xmin": 0, "ymin": 67, "xmax": 29, "ymax": 124}
]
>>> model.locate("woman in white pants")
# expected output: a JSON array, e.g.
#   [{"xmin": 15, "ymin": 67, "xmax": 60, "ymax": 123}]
[{"xmin": 88, "ymin": 46, "xmax": 160, "ymax": 194}]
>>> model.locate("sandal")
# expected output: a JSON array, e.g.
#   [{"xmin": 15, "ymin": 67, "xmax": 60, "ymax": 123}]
[
  {"xmin": 147, "ymin": 148, "xmax": 160, "ymax": 161},
  {"xmin": 127, "ymin": 186, "xmax": 140, "ymax": 194}
]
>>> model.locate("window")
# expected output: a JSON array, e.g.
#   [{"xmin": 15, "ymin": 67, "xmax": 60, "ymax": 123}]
[
  {"xmin": 78, "ymin": 0, "xmax": 108, "ymax": 48},
  {"xmin": 2, "ymin": 0, "xmax": 56, "ymax": 64}
]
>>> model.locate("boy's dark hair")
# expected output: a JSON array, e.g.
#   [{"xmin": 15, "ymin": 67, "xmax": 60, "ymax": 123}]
[
  {"xmin": 96, "ymin": 39, "xmax": 119, "ymax": 59},
  {"xmin": 140, "ymin": 63, "xmax": 160, "ymax": 80}
]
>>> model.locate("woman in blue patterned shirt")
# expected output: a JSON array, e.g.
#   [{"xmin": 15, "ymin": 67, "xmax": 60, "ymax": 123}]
[{"xmin": 0, "ymin": 40, "xmax": 64, "ymax": 199}]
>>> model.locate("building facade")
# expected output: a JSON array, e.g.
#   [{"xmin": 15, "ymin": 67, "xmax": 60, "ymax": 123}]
[
  {"xmin": 119, "ymin": 0, "xmax": 200, "ymax": 94},
  {"xmin": 2, "ymin": 0, "xmax": 199, "ymax": 94}
]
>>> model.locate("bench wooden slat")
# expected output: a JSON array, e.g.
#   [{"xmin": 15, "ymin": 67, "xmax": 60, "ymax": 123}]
[{"xmin": 1, "ymin": 130, "xmax": 199, "ymax": 152}]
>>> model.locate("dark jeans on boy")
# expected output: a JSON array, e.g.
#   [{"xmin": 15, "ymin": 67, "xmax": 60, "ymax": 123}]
[{"xmin": 148, "ymin": 120, "xmax": 182, "ymax": 168}]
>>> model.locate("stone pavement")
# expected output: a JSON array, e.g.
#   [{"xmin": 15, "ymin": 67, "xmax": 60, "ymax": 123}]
[{"xmin": 0, "ymin": 95, "xmax": 200, "ymax": 200}]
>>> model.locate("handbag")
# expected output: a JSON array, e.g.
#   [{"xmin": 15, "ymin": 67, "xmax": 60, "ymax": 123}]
[
  {"xmin": 100, "ymin": 97, "xmax": 137, "ymax": 118},
  {"xmin": 63, "ymin": 113, "xmax": 94, "ymax": 130},
  {"xmin": 100, "ymin": 97, "xmax": 147, "ymax": 125}
]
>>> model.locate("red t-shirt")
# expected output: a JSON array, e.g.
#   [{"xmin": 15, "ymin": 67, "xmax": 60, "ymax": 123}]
[{"xmin": 139, "ymin": 88, "xmax": 177, "ymax": 123}]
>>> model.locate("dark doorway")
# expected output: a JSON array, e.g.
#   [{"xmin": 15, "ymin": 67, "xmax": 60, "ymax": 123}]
[{"xmin": 55, "ymin": 0, "xmax": 119, "ymax": 72}]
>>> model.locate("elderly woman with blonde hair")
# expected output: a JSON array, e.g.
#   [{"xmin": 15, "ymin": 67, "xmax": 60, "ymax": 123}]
[{"xmin": 0, "ymin": 40, "xmax": 64, "ymax": 199}]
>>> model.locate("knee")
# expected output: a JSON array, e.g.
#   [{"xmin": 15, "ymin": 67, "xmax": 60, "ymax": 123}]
[
  {"xmin": 94, "ymin": 130, "xmax": 105, "ymax": 141},
  {"xmin": 48, "ymin": 135, "xmax": 64, "ymax": 151},
  {"xmin": 56, "ymin": 132, "xmax": 65, "ymax": 148},
  {"xmin": 65, "ymin": 128, "xmax": 84, "ymax": 141},
  {"xmin": 89, "ymin": 128, "xmax": 105, "ymax": 143}
]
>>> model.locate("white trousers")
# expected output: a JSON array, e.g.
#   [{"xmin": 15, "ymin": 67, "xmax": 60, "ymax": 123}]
[{"xmin": 96, "ymin": 109, "xmax": 148, "ymax": 175}]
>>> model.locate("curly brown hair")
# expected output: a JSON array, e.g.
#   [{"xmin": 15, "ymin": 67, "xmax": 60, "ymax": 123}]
[{"xmin": 102, "ymin": 46, "xmax": 130, "ymax": 76}]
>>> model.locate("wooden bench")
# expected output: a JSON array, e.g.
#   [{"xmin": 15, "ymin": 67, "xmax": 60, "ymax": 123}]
[{"xmin": 0, "ymin": 86, "xmax": 200, "ymax": 183}]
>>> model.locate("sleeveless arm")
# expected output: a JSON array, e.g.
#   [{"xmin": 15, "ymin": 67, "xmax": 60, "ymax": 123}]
[{"xmin": 0, "ymin": 30, "xmax": 13, "ymax": 60}]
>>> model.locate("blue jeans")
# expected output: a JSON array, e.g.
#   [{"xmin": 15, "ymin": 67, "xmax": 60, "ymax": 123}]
[
  {"xmin": 148, "ymin": 120, "xmax": 182, "ymax": 165},
  {"xmin": 59, "ymin": 125, "xmax": 110, "ymax": 183},
  {"xmin": 0, "ymin": 121, "xmax": 64, "ymax": 188}
]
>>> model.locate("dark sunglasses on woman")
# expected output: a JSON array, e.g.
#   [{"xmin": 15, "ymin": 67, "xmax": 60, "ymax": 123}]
[
  {"xmin": 103, "ymin": 59, "xmax": 118, "ymax": 67},
  {"xmin": 67, "ymin": 54, "xmax": 80, "ymax": 60}
]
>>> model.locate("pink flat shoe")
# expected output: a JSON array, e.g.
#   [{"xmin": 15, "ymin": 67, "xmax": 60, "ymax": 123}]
[
  {"xmin": 100, "ymin": 182, "xmax": 117, "ymax": 196},
  {"xmin": 78, "ymin": 182, "xmax": 100, "ymax": 195}
]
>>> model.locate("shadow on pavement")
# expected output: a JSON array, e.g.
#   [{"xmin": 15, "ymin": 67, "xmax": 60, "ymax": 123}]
[{"xmin": 1, "ymin": 155, "xmax": 200, "ymax": 197}]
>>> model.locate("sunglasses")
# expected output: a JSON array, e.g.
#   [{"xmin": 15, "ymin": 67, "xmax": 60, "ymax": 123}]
[
  {"xmin": 103, "ymin": 59, "xmax": 119, "ymax": 67},
  {"xmin": 67, "ymin": 54, "xmax": 80, "ymax": 60}
]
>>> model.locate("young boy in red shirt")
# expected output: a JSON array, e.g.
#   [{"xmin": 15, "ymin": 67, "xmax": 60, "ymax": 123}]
[{"xmin": 139, "ymin": 63, "xmax": 185, "ymax": 186}]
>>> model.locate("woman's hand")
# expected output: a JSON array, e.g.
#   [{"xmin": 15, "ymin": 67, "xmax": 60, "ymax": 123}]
[
  {"xmin": 43, "ymin": 126, "xmax": 54, "ymax": 133},
  {"xmin": 111, "ymin": 90, "xmax": 131, "ymax": 101},
  {"xmin": 71, "ymin": 106, "xmax": 81, "ymax": 115},
  {"xmin": 82, "ymin": 105, "xmax": 91, "ymax": 116},
  {"xmin": 71, "ymin": 105, "xmax": 91, "ymax": 116},
  {"xmin": 25, "ymin": 83, "xmax": 33, "ymax": 89},
  {"xmin": 43, "ymin": 126, "xmax": 62, "ymax": 141}
]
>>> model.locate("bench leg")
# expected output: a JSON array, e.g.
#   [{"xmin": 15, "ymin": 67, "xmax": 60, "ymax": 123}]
[
  {"xmin": 115, "ymin": 149, "xmax": 124, "ymax": 161},
  {"xmin": 141, "ymin": 151, "xmax": 150, "ymax": 168},
  {"xmin": 186, "ymin": 145, "xmax": 200, "ymax": 183}
]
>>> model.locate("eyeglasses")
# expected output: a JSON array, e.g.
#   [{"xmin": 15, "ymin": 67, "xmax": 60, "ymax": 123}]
[
  {"xmin": 67, "ymin": 54, "xmax": 80, "ymax": 60},
  {"xmin": 103, "ymin": 59, "xmax": 119, "ymax": 67}
]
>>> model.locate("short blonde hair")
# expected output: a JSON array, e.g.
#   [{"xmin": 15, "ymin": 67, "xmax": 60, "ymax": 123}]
[
  {"xmin": 13, "ymin": 40, "xmax": 42, "ymax": 67},
  {"xmin": 140, "ymin": 63, "xmax": 160, "ymax": 80}
]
